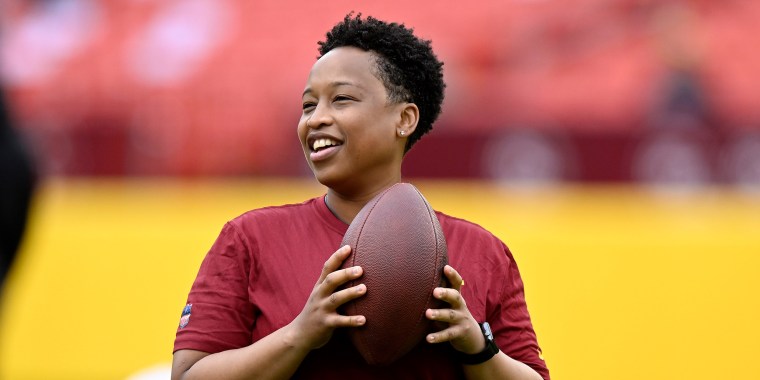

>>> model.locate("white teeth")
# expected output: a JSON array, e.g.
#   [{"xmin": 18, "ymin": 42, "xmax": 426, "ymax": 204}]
[{"xmin": 312, "ymin": 138, "xmax": 339, "ymax": 151}]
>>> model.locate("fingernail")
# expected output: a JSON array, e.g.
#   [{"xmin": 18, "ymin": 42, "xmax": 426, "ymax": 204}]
[
  {"xmin": 352, "ymin": 266, "xmax": 361, "ymax": 275},
  {"xmin": 356, "ymin": 316, "xmax": 366, "ymax": 325},
  {"xmin": 356, "ymin": 284, "xmax": 365, "ymax": 293},
  {"xmin": 427, "ymin": 335, "xmax": 435, "ymax": 343},
  {"xmin": 343, "ymin": 245, "xmax": 351, "ymax": 252}
]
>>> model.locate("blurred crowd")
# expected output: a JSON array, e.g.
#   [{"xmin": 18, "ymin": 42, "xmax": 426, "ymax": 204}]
[{"xmin": 1, "ymin": 0, "xmax": 758, "ymax": 185}]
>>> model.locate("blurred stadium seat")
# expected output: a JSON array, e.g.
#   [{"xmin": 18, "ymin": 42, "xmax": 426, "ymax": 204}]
[{"xmin": 0, "ymin": 0, "xmax": 758, "ymax": 185}]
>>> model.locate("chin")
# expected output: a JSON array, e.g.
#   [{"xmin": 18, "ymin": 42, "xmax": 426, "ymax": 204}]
[
  {"xmin": 310, "ymin": 166, "xmax": 339, "ymax": 187},
  {"xmin": 312, "ymin": 168, "xmax": 355, "ymax": 193}
]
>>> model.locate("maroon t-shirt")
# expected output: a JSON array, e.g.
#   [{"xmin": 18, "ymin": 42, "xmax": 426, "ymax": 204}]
[{"xmin": 174, "ymin": 196, "xmax": 549, "ymax": 379}]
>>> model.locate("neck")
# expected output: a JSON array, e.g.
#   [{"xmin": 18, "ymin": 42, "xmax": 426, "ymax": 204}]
[{"xmin": 325, "ymin": 179, "xmax": 402, "ymax": 224}]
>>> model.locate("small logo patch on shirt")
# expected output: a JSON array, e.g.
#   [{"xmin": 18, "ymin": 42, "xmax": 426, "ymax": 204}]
[{"xmin": 179, "ymin": 304, "xmax": 192, "ymax": 329}]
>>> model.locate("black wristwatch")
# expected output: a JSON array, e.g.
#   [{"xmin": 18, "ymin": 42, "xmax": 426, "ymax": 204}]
[{"xmin": 455, "ymin": 321, "xmax": 501, "ymax": 365}]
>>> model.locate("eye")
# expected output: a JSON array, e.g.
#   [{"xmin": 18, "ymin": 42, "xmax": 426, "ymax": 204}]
[
  {"xmin": 333, "ymin": 95, "xmax": 354, "ymax": 103},
  {"xmin": 302, "ymin": 101, "xmax": 316, "ymax": 111}
]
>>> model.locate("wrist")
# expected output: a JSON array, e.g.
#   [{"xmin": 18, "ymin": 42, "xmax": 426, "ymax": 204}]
[
  {"xmin": 454, "ymin": 322, "xmax": 500, "ymax": 365},
  {"xmin": 281, "ymin": 321, "xmax": 313, "ymax": 354},
  {"xmin": 458, "ymin": 324, "xmax": 487, "ymax": 355}
]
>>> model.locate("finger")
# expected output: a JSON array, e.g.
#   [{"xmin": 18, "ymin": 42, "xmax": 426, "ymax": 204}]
[
  {"xmin": 325, "ymin": 284, "xmax": 367, "ymax": 309},
  {"xmin": 319, "ymin": 265, "xmax": 363, "ymax": 295},
  {"xmin": 426, "ymin": 318, "xmax": 484, "ymax": 353},
  {"xmin": 318, "ymin": 245, "xmax": 352, "ymax": 283},
  {"xmin": 434, "ymin": 286, "xmax": 464, "ymax": 309},
  {"xmin": 326, "ymin": 313, "xmax": 367, "ymax": 328},
  {"xmin": 443, "ymin": 265, "xmax": 464, "ymax": 292},
  {"xmin": 426, "ymin": 326, "xmax": 458, "ymax": 344},
  {"xmin": 425, "ymin": 308, "xmax": 461, "ymax": 323}
]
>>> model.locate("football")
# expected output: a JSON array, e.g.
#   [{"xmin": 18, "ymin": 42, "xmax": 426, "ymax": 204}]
[{"xmin": 340, "ymin": 182, "xmax": 449, "ymax": 366}]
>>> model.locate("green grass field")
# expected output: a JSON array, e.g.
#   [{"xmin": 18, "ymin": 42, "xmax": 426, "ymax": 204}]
[{"xmin": 1, "ymin": 179, "xmax": 759, "ymax": 379}]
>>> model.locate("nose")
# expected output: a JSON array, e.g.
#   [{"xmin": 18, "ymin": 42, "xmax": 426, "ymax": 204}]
[{"xmin": 305, "ymin": 102, "xmax": 332, "ymax": 129}]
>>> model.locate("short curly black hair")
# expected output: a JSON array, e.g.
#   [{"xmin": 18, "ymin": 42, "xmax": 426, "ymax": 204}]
[{"xmin": 318, "ymin": 13, "xmax": 446, "ymax": 152}]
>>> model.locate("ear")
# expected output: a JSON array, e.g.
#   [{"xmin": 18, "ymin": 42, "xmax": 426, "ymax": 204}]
[{"xmin": 397, "ymin": 103, "xmax": 419, "ymax": 138}]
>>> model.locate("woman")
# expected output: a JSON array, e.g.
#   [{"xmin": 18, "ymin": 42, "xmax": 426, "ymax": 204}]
[{"xmin": 172, "ymin": 14, "xmax": 549, "ymax": 380}]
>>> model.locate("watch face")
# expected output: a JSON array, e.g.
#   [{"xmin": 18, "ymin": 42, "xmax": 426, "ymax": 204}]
[{"xmin": 481, "ymin": 322, "xmax": 494, "ymax": 341}]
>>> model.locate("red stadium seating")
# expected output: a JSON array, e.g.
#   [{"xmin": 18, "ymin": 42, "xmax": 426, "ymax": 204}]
[{"xmin": 1, "ymin": 0, "xmax": 758, "ymax": 182}]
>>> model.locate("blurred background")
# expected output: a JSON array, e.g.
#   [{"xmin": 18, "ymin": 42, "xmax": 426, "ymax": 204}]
[{"xmin": 1, "ymin": 0, "xmax": 759, "ymax": 379}]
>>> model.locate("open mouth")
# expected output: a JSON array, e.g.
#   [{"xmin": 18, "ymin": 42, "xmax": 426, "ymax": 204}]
[{"xmin": 311, "ymin": 138, "xmax": 342, "ymax": 152}]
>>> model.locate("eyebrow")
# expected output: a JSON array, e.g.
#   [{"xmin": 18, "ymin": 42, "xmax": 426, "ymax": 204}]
[{"xmin": 302, "ymin": 81, "xmax": 360, "ymax": 97}]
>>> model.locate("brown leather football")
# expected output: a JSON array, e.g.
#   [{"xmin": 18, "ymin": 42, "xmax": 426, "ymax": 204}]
[{"xmin": 340, "ymin": 182, "xmax": 449, "ymax": 366}]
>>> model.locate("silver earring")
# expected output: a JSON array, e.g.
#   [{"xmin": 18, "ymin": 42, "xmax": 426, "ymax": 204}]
[{"xmin": 400, "ymin": 131, "xmax": 406, "ymax": 136}]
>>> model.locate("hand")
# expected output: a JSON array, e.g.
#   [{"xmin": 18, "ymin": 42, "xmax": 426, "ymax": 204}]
[
  {"xmin": 289, "ymin": 245, "xmax": 366, "ymax": 350},
  {"xmin": 425, "ymin": 265, "xmax": 486, "ymax": 355}
]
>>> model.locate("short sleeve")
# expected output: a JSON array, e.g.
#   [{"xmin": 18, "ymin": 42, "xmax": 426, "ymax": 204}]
[
  {"xmin": 173, "ymin": 222, "xmax": 255, "ymax": 353},
  {"xmin": 491, "ymin": 242, "xmax": 550, "ymax": 380}
]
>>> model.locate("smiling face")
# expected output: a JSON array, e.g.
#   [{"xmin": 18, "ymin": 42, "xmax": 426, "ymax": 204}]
[{"xmin": 298, "ymin": 47, "xmax": 414, "ymax": 197}]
